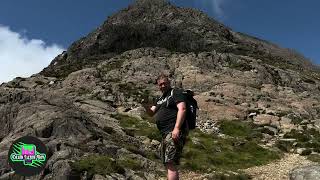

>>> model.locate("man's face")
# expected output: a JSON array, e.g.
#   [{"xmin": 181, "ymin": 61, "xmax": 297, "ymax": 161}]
[{"xmin": 157, "ymin": 78, "xmax": 170, "ymax": 93}]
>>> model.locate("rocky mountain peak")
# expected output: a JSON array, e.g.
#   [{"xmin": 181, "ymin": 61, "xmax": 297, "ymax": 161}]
[
  {"xmin": 135, "ymin": 0, "xmax": 169, "ymax": 7},
  {"xmin": 40, "ymin": 0, "xmax": 318, "ymax": 79},
  {"xmin": 40, "ymin": 0, "xmax": 232, "ymax": 78}
]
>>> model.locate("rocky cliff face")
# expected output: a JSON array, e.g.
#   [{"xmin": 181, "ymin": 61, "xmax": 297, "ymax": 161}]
[
  {"xmin": 1, "ymin": 0, "xmax": 320, "ymax": 179},
  {"xmin": 40, "ymin": 0, "xmax": 318, "ymax": 78}
]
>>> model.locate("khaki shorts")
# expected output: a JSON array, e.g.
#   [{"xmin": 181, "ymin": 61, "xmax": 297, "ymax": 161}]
[{"xmin": 160, "ymin": 131, "xmax": 187, "ymax": 165}]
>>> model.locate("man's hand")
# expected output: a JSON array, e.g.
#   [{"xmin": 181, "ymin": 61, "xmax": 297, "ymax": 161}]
[
  {"xmin": 172, "ymin": 127, "xmax": 180, "ymax": 142},
  {"xmin": 142, "ymin": 103, "xmax": 156, "ymax": 116}
]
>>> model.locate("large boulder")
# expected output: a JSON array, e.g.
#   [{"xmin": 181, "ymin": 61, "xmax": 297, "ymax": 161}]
[{"xmin": 290, "ymin": 165, "xmax": 320, "ymax": 180}]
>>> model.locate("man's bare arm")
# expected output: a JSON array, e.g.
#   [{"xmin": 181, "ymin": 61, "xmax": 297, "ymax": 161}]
[
  {"xmin": 172, "ymin": 102, "xmax": 186, "ymax": 141},
  {"xmin": 143, "ymin": 104, "xmax": 156, "ymax": 116},
  {"xmin": 174, "ymin": 102, "xmax": 187, "ymax": 129}
]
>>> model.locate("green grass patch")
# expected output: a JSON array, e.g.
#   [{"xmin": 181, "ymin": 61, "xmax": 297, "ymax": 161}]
[
  {"xmin": 122, "ymin": 144, "xmax": 159, "ymax": 161},
  {"xmin": 181, "ymin": 129, "xmax": 280, "ymax": 172},
  {"xmin": 283, "ymin": 129, "xmax": 308, "ymax": 141},
  {"xmin": 287, "ymin": 113, "xmax": 303, "ymax": 125},
  {"xmin": 307, "ymin": 154, "xmax": 320, "ymax": 163},
  {"xmin": 275, "ymin": 140, "xmax": 294, "ymax": 152},
  {"xmin": 71, "ymin": 155, "xmax": 125, "ymax": 178},
  {"xmin": 284, "ymin": 129, "xmax": 320, "ymax": 142},
  {"xmin": 71, "ymin": 154, "xmax": 151, "ymax": 178},
  {"xmin": 118, "ymin": 157, "xmax": 142, "ymax": 170},
  {"xmin": 228, "ymin": 59, "xmax": 253, "ymax": 72},
  {"xmin": 118, "ymin": 83, "xmax": 151, "ymax": 103},
  {"xmin": 219, "ymin": 120, "xmax": 254, "ymax": 137},
  {"xmin": 276, "ymin": 128, "xmax": 320, "ymax": 153},
  {"xmin": 112, "ymin": 114, "xmax": 162, "ymax": 142},
  {"xmin": 219, "ymin": 120, "xmax": 262, "ymax": 140},
  {"xmin": 109, "ymin": 113, "xmax": 161, "ymax": 162}
]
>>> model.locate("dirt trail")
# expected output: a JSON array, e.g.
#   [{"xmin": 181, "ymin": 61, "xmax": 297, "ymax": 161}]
[
  {"xmin": 160, "ymin": 153, "xmax": 316, "ymax": 180},
  {"xmin": 243, "ymin": 153, "xmax": 316, "ymax": 180}
]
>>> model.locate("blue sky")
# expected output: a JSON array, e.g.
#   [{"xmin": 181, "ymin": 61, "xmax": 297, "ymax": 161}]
[{"xmin": 0, "ymin": 0, "xmax": 319, "ymax": 82}]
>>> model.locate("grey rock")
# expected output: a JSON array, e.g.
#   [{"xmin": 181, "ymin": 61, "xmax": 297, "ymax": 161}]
[
  {"xmin": 151, "ymin": 139, "xmax": 160, "ymax": 147},
  {"xmin": 290, "ymin": 165, "xmax": 320, "ymax": 180},
  {"xmin": 104, "ymin": 175, "xmax": 114, "ymax": 180},
  {"xmin": 110, "ymin": 173, "xmax": 125, "ymax": 180},
  {"xmin": 129, "ymin": 175, "xmax": 144, "ymax": 180},
  {"xmin": 127, "ymin": 107, "xmax": 146, "ymax": 120},
  {"xmin": 314, "ymin": 119, "xmax": 320, "ymax": 130},
  {"xmin": 263, "ymin": 126, "xmax": 278, "ymax": 135},
  {"xmin": 93, "ymin": 174, "xmax": 107, "ymax": 180},
  {"xmin": 280, "ymin": 117, "xmax": 295, "ymax": 133},
  {"xmin": 47, "ymin": 149, "xmax": 71, "ymax": 169},
  {"xmin": 0, "ymin": 151, "xmax": 9, "ymax": 173},
  {"xmin": 117, "ymin": 148, "xmax": 162, "ymax": 171},
  {"xmin": 50, "ymin": 160, "xmax": 72, "ymax": 180},
  {"xmin": 0, "ymin": 172, "xmax": 42, "ymax": 180},
  {"xmin": 144, "ymin": 172, "xmax": 158, "ymax": 180},
  {"xmin": 266, "ymin": 109, "xmax": 277, "ymax": 116},
  {"xmin": 279, "ymin": 138, "xmax": 297, "ymax": 142},
  {"xmin": 296, "ymin": 148, "xmax": 307, "ymax": 155},
  {"xmin": 0, "ymin": 172, "xmax": 14, "ymax": 180}
]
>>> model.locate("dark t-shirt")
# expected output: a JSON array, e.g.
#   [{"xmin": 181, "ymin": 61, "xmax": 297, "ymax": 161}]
[{"xmin": 154, "ymin": 88, "xmax": 187, "ymax": 136}]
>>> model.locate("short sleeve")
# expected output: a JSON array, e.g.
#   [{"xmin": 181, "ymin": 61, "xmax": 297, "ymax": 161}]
[{"xmin": 173, "ymin": 89, "xmax": 185, "ymax": 103}]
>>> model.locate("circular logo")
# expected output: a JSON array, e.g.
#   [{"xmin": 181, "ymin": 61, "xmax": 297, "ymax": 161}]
[{"xmin": 8, "ymin": 136, "xmax": 48, "ymax": 176}]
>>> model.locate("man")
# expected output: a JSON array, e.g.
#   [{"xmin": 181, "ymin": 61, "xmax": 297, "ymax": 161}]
[{"xmin": 144, "ymin": 74, "xmax": 188, "ymax": 180}]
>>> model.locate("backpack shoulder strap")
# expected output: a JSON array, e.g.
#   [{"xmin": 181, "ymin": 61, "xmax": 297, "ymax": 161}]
[{"xmin": 166, "ymin": 88, "xmax": 175, "ymax": 107}]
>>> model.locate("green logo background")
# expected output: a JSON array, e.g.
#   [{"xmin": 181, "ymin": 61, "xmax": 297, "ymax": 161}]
[{"xmin": 8, "ymin": 136, "xmax": 48, "ymax": 176}]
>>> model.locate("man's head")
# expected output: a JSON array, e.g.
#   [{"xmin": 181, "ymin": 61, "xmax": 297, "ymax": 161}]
[{"xmin": 156, "ymin": 74, "xmax": 171, "ymax": 93}]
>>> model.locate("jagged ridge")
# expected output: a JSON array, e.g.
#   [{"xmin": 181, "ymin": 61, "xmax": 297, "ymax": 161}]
[{"xmin": 40, "ymin": 0, "xmax": 318, "ymax": 79}]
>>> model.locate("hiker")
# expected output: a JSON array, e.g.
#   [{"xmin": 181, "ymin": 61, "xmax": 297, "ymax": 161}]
[{"xmin": 144, "ymin": 74, "xmax": 188, "ymax": 180}]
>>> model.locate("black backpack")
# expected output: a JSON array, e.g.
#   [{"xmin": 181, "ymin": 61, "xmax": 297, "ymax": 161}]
[{"xmin": 169, "ymin": 89, "xmax": 198, "ymax": 130}]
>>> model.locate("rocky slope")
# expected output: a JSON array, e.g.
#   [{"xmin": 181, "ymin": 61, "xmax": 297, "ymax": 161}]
[{"xmin": 1, "ymin": 0, "xmax": 320, "ymax": 179}]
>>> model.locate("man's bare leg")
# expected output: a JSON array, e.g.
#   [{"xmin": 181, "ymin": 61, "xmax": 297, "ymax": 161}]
[{"xmin": 166, "ymin": 161, "xmax": 179, "ymax": 180}]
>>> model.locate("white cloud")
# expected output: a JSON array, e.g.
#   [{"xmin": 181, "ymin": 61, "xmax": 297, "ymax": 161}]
[
  {"xmin": 211, "ymin": 0, "xmax": 225, "ymax": 17},
  {"xmin": 195, "ymin": 0, "xmax": 227, "ymax": 18},
  {"xmin": 0, "ymin": 25, "xmax": 64, "ymax": 83}
]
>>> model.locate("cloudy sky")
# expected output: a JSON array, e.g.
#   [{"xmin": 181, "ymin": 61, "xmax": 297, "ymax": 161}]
[{"xmin": 0, "ymin": 0, "xmax": 319, "ymax": 83}]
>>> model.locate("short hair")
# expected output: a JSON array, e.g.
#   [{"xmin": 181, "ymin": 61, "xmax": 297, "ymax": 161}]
[{"xmin": 156, "ymin": 73, "xmax": 169, "ymax": 83}]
